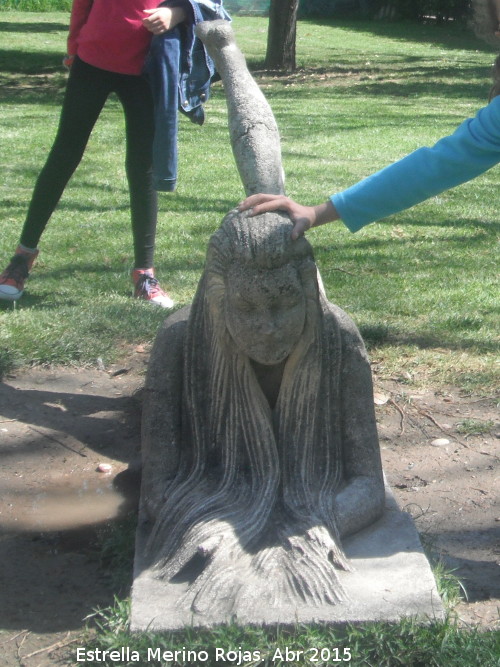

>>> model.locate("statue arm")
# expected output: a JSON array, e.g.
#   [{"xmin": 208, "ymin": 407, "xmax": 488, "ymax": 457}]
[
  {"xmin": 331, "ymin": 310, "xmax": 385, "ymax": 538},
  {"xmin": 140, "ymin": 307, "xmax": 190, "ymax": 521}
]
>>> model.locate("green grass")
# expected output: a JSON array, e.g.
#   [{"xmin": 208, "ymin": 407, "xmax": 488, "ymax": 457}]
[
  {"xmin": 456, "ymin": 417, "xmax": 495, "ymax": 435},
  {"xmin": 71, "ymin": 506, "xmax": 498, "ymax": 667},
  {"xmin": 84, "ymin": 615, "xmax": 500, "ymax": 666},
  {"xmin": 78, "ymin": 603, "xmax": 500, "ymax": 667},
  {"xmin": 1, "ymin": 16, "xmax": 498, "ymax": 664},
  {"xmin": 0, "ymin": 0, "xmax": 71, "ymax": 10},
  {"xmin": 0, "ymin": 14, "xmax": 499, "ymax": 393},
  {"xmin": 76, "ymin": 537, "xmax": 497, "ymax": 667}
]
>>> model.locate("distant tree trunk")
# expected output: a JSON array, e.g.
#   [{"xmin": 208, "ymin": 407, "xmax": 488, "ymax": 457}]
[{"xmin": 265, "ymin": 0, "xmax": 299, "ymax": 71}]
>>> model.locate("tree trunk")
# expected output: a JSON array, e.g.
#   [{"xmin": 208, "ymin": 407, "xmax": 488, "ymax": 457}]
[{"xmin": 265, "ymin": 0, "xmax": 299, "ymax": 72}]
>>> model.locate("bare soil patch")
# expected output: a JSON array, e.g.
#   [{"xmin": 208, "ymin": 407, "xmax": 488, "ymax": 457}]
[{"xmin": 0, "ymin": 353, "xmax": 498, "ymax": 666}]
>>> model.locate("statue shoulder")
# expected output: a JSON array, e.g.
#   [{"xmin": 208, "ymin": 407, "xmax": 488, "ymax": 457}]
[
  {"xmin": 322, "ymin": 300, "xmax": 372, "ymax": 369},
  {"xmin": 157, "ymin": 304, "xmax": 191, "ymax": 335},
  {"xmin": 146, "ymin": 305, "xmax": 191, "ymax": 392},
  {"xmin": 323, "ymin": 300, "xmax": 364, "ymax": 341}
]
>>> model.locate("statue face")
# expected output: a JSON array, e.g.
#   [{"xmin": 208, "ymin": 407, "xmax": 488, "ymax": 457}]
[{"xmin": 225, "ymin": 263, "xmax": 307, "ymax": 365}]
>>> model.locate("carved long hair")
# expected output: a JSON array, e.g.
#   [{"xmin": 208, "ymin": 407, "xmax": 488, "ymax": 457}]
[{"xmin": 146, "ymin": 211, "xmax": 351, "ymax": 612}]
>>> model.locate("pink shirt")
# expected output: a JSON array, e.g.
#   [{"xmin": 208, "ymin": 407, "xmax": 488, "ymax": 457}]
[{"xmin": 67, "ymin": 0, "xmax": 159, "ymax": 75}]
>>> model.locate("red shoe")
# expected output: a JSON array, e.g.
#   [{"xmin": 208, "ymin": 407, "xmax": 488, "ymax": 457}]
[
  {"xmin": 0, "ymin": 245, "xmax": 39, "ymax": 301},
  {"xmin": 132, "ymin": 268, "xmax": 174, "ymax": 308}
]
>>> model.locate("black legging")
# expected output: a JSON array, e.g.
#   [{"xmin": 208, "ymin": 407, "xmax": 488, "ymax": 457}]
[{"xmin": 20, "ymin": 56, "xmax": 158, "ymax": 269}]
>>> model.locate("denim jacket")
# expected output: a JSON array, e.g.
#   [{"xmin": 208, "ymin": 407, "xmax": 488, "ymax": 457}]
[{"xmin": 144, "ymin": 0, "xmax": 230, "ymax": 191}]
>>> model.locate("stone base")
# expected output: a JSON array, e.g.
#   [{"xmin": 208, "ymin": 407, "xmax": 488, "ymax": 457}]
[{"xmin": 131, "ymin": 488, "xmax": 444, "ymax": 631}]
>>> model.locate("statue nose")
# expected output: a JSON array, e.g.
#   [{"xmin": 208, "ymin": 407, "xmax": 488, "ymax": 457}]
[{"xmin": 255, "ymin": 310, "xmax": 279, "ymax": 335}]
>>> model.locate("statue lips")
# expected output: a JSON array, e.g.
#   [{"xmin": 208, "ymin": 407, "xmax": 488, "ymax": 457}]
[{"xmin": 236, "ymin": 328, "xmax": 300, "ymax": 366}]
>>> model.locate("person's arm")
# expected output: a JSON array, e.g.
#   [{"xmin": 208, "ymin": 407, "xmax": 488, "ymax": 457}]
[
  {"xmin": 333, "ymin": 96, "xmax": 500, "ymax": 232},
  {"xmin": 142, "ymin": 2, "xmax": 189, "ymax": 35},
  {"xmin": 240, "ymin": 97, "xmax": 500, "ymax": 237},
  {"xmin": 65, "ymin": 0, "xmax": 93, "ymax": 68}
]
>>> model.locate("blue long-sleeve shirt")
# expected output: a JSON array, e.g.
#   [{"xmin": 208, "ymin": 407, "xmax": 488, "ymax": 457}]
[{"xmin": 332, "ymin": 95, "xmax": 500, "ymax": 232}]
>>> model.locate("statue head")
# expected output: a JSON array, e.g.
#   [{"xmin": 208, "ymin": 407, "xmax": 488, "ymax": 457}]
[
  {"xmin": 204, "ymin": 209, "xmax": 320, "ymax": 365},
  {"xmin": 224, "ymin": 261, "xmax": 305, "ymax": 365}
]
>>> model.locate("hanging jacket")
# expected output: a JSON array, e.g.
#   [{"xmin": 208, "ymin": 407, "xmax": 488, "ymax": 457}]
[{"xmin": 144, "ymin": 0, "xmax": 231, "ymax": 191}]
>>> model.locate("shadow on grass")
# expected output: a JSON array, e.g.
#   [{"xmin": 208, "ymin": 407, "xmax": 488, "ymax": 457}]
[
  {"xmin": 315, "ymin": 227, "xmax": 499, "ymax": 268},
  {"xmin": 34, "ymin": 257, "xmax": 205, "ymax": 281},
  {"xmin": 307, "ymin": 18, "xmax": 497, "ymax": 55},
  {"xmin": 332, "ymin": 79, "xmax": 491, "ymax": 101},
  {"xmin": 261, "ymin": 65, "xmax": 492, "ymax": 102},
  {"xmin": 159, "ymin": 193, "xmax": 237, "ymax": 215},
  {"xmin": 0, "ymin": 48, "xmax": 64, "ymax": 73},
  {"xmin": 353, "ymin": 222, "xmax": 500, "ymax": 239},
  {"xmin": 0, "ymin": 20, "xmax": 68, "ymax": 33},
  {"xmin": 358, "ymin": 321, "xmax": 499, "ymax": 354},
  {"xmin": 0, "ymin": 259, "xmax": 203, "ymax": 305},
  {"xmin": 0, "ymin": 82, "xmax": 65, "ymax": 105},
  {"xmin": 376, "ymin": 331, "xmax": 498, "ymax": 354},
  {"xmin": 0, "ymin": 49, "xmax": 66, "ymax": 104},
  {"xmin": 1, "ymin": 188, "xmax": 236, "ymax": 220},
  {"xmin": 0, "ymin": 52, "xmax": 492, "ymax": 111}
]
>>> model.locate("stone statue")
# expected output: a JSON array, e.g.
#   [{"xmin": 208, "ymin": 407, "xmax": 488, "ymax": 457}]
[
  {"xmin": 140, "ymin": 209, "xmax": 385, "ymax": 615},
  {"xmin": 136, "ymin": 21, "xmax": 385, "ymax": 622},
  {"xmin": 195, "ymin": 20, "xmax": 285, "ymax": 196}
]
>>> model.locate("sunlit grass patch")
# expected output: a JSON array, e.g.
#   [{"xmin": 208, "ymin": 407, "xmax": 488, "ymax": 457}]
[{"xmin": 0, "ymin": 15, "xmax": 498, "ymax": 394}]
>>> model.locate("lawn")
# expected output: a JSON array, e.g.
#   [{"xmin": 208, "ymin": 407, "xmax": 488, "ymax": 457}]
[
  {"xmin": 1, "ymin": 12, "xmax": 499, "ymax": 665},
  {"xmin": 0, "ymin": 13, "xmax": 498, "ymax": 393}
]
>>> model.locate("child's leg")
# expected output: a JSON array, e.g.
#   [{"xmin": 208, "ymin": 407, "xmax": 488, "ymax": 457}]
[
  {"xmin": 115, "ymin": 74, "xmax": 173, "ymax": 307},
  {"xmin": 20, "ymin": 57, "xmax": 111, "ymax": 249},
  {"xmin": 115, "ymin": 74, "xmax": 157, "ymax": 269}
]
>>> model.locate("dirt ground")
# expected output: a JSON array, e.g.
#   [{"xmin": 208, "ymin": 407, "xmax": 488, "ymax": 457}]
[{"xmin": 0, "ymin": 349, "xmax": 498, "ymax": 666}]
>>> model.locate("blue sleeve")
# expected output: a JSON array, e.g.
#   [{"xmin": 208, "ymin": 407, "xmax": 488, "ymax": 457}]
[{"xmin": 332, "ymin": 96, "xmax": 500, "ymax": 232}]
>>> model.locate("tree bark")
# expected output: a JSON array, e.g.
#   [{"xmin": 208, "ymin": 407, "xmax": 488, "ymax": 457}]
[{"xmin": 265, "ymin": 0, "xmax": 299, "ymax": 71}]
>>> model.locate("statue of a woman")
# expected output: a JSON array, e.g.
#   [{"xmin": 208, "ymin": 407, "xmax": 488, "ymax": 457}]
[{"xmin": 139, "ymin": 209, "xmax": 385, "ymax": 616}]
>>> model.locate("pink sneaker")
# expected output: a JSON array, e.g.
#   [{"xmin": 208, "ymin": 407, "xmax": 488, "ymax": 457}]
[
  {"xmin": 132, "ymin": 268, "xmax": 174, "ymax": 308},
  {"xmin": 0, "ymin": 245, "xmax": 39, "ymax": 301}
]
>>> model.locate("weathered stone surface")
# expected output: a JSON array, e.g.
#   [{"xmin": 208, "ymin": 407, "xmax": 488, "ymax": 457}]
[
  {"xmin": 136, "ymin": 210, "xmax": 386, "ymax": 620},
  {"xmin": 131, "ymin": 486, "xmax": 444, "ymax": 630},
  {"xmin": 196, "ymin": 21, "xmax": 285, "ymax": 196}
]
